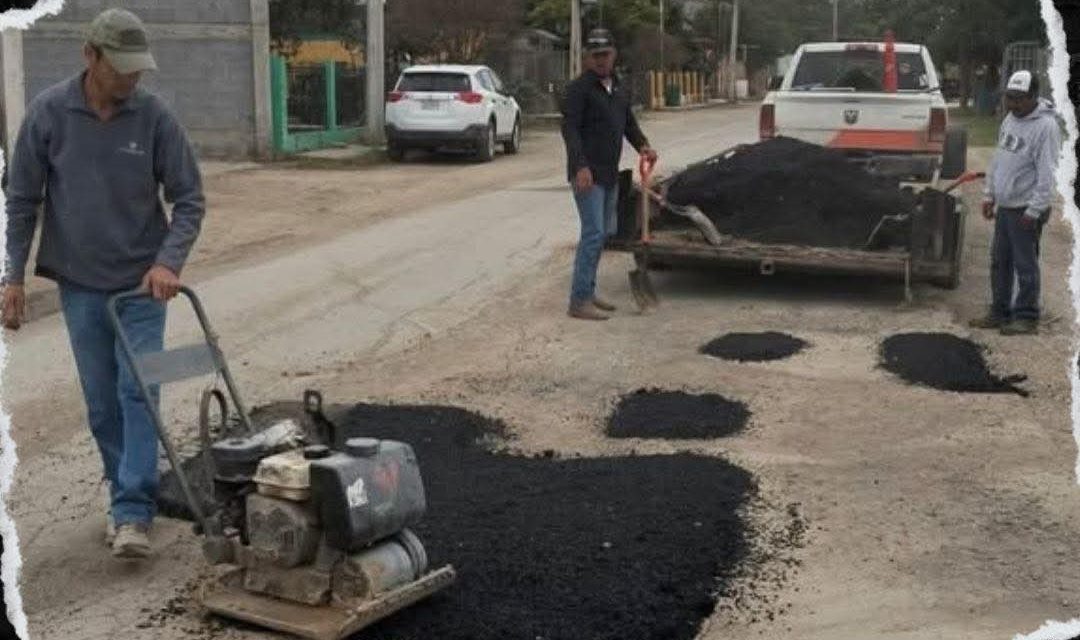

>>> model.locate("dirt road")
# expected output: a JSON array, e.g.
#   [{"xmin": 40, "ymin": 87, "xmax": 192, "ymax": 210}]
[{"xmin": 4, "ymin": 105, "xmax": 1079, "ymax": 639}]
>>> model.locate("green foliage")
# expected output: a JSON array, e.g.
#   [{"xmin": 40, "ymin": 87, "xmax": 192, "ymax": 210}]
[{"xmin": 268, "ymin": 0, "xmax": 364, "ymax": 55}]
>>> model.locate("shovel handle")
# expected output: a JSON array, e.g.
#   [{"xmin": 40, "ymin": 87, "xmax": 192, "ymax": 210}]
[
  {"xmin": 944, "ymin": 170, "xmax": 985, "ymax": 194},
  {"xmin": 638, "ymin": 156, "xmax": 656, "ymax": 244}
]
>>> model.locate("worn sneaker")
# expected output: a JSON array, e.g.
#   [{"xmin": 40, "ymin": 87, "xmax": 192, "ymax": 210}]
[
  {"xmin": 568, "ymin": 302, "xmax": 610, "ymax": 321},
  {"xmin": 968, "ymin": 315, "xmax": 1006, "ymax": 329},
  {"xmin": 592, "ymin": 296, "xmax": 617, "ymax": 312},
  {"xmin": 1000, "ymin": 319, "xmax": 1038, "ymax": 335},
  {"xmin": 112, "ymin": 522, "xmax": 152, "ymax": 559}
]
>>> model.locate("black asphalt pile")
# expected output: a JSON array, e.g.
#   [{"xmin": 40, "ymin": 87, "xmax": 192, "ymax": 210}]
[
  {"xmin": 606, "ymin": 388, "xmax": 751, "ymax": 439},
  {"xmin": 880, "ymin": 333, "xmax": 1029, "ymax": 397},
  {"xmin": 160, "ymin": 401, "xmax": 757, "ymax": 640},
  {"xmin": 700, "ymin": 332, "xmax": 808, "ymax": 362},
  {"xmin": 664, "ymin": 137, "xmax": 915, "ymax": 249}
]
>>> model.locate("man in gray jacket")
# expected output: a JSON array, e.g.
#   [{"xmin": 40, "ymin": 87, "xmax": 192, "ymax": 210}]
[
  {"xmin": 1, "ymin": 8, "xmax": 205, "ymax": 558},
  {"xmin": 970, "ymin": 70, "xmax": 1061, "ymax": 335}
]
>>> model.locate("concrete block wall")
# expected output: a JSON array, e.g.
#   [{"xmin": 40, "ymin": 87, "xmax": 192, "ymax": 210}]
[{"xmin": 21, "ymin": 0, "xmax": 267, "ymax": 159}]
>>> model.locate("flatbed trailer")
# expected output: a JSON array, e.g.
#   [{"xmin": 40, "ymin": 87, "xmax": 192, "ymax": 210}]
[{"xmin": 605, "ymin": 167, "xmax": 969, "ymax": 303}]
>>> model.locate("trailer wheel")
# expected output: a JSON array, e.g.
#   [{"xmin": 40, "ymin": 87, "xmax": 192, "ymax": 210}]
[
  {"xmin": 931, "ymin": 202, "xmax": 967, "ymax": 289},
  {"xmin": 940, "ymin": 126, "xmax": 967, "ymax": 180}
]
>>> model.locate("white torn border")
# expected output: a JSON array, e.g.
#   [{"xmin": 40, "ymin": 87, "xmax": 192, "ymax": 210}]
[
  {"xmin": 0, "ymin": 2, "xmax": 67, "ymax": 640},
  {"xmin": 1014, "ymin": 618, "xmax": 1080, "ymax": 640},
  {"xmin": 1047, "ymin": 0, "xmax": 1080, "ymax": 490},
  {"xmin": 0, "ymin": 2, "xmax": 1069, "ymax": 640},
  {"xmin": 1039, "ymin": 1, "xmax": 1080, "ymax": 480},
  {"xmin": 1015, "ymin": 1, "xmax": 1080, "ymax": 640}
]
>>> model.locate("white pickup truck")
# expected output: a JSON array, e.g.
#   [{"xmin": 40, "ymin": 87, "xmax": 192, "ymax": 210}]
[{"xmin": 760, "ymin": 41, "xmax": 966, "ymax": 181}]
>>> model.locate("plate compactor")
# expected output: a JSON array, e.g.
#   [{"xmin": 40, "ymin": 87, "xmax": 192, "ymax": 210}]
[{"xmin": 106, "ymin": 287, "xmax": 455, "ymax": 640}]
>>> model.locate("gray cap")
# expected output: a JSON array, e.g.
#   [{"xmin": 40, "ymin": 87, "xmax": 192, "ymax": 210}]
[{"xmin": 86, "ymin": 8, "xmax": 156, "ymax": 74}]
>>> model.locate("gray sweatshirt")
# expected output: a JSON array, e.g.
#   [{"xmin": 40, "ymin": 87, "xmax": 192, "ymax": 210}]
[
  {"xmin": 4, "ymin": 72, "xmax": 205, "ymax": 290},
  {"xmin": 984, "ymin": 99, "xmax": 1061, "ymax": 219}
]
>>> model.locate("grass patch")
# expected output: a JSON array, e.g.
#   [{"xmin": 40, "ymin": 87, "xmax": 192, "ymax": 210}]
[{"xmin": 949, "ymin": 107, "xmax": 1001, "ymax": 147}]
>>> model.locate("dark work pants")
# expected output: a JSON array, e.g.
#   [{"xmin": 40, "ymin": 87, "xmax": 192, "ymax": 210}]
[{"xmin": 990, "ymin": 206, "xmax": 1049, "ymax": 321}]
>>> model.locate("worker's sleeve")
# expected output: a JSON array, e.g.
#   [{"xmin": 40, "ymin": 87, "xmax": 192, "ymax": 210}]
[
  {"xmin": 1023, "ymin": 120, "xmax": 1061, "ymax": 219},
  {"xmin": 3, "ymin": 109, "xmax": 49, "ymax": 286},
  {"xmin": 624, "ymin": 102, "xmax": 649, "ymax": 152},
  {"xmin": 153, "ymin": 107, "xmax": 206, "ymax": 275},
  {"xmin": 560, "ymin": 81, "xmax": 589, "ymax": 174},
  {"xmin": 982, "ymin": 150, "xmax": 996, "ymax": 202}
]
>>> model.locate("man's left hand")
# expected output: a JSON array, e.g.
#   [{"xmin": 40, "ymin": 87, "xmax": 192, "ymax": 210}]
[
  {"xmin": 641, "ymin": 146, "xmax": 658, "ymax": 166},
  {"xmin": 142, "ymin": 264, "xmax": 181, "ymax": 301}
]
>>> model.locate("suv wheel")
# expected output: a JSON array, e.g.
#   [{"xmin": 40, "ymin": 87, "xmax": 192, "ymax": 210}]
[
  {"xmin": 504, "ymin": 118, "xmax": 522, "ymax": 155},
  {"xmin": 476, "ymin": 121, "xmax": 496, "ymax": 162},
  {"xmin": 387, "ymin": 142, "xmax": 406, "ymax": 162}
]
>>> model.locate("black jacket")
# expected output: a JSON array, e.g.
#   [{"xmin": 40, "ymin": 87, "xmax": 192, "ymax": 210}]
[{"xmin": 561, "ymin": 70, "xmax": 649, "ymax": 188}]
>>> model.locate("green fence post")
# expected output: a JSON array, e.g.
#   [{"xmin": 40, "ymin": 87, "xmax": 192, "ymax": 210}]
[
  {"xmin": 270, "ymin": 55, "xmax": 288, "ymax": 153},
  {"xmin": 325, "ymin": 60, "xmax": 338, "ymax": 132}
]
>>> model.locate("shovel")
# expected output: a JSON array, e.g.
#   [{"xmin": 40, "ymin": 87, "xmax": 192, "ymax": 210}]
[
  {"xmin": 629, "ymin": 155, "xmax": 660, "ymax": 312},
  {"xmin": 639, "ymin": 186, "xmax": 725, "ymax": 245}
]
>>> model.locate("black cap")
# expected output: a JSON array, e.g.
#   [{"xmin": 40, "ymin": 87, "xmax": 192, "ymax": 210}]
[{"xmin": 585, "ymin": 28, "xmax": 616, "ymax": 52}]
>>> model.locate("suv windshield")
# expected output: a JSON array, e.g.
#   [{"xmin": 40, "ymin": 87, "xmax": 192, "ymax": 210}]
[
  {"xmin": 398, "ymin": 72, "xmax": 472, "ymax": 92},
  {"xmin": 791, "ymin": 50, "xmax": 930, "ymax": 91}
]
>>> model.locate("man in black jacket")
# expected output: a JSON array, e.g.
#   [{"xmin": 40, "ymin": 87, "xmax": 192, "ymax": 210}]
[{"xmin": 561, "ymin": 29, "xmax": 657, "ymax": 320}]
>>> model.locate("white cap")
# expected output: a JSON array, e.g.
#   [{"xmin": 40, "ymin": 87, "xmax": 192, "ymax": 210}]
[{"xmin": 1006, "ymin": 70, "xmax": 1033, "ymax": 95}]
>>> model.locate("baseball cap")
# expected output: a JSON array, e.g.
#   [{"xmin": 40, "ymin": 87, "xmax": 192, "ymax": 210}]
[
  {"xmin": 86, "ymin": 8, "xmax": 157, "ymax": 74},
  {"xmin": 585, "ymin": 28, "xmax": 615, "ymax": 53},
  {"xmin": 1005, "ymin": 70, "xmax": 1035, "ymax": 97}
]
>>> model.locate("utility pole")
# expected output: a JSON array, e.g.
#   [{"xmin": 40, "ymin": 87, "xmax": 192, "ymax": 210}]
[
  {"xmin": 728, "ymin": 0, "xmax": 739, "ymax": 101},
  {"xmin": 570, "ymin": 0, "xmax": 582, "ymax": 78},
  {"xmin": 659, "ymin": 0, "xmax": 665, "ymax": 71},
  {"xmin": 832, "ymin": 0, "xmax": 839, "ymax": 41},
  {"xmin": 365, "ymin": 0, "xmax": 386, "ymax": 145}
]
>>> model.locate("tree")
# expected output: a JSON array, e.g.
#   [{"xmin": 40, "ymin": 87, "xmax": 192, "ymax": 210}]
[
  {"xmin": 854, "ymin": 0, "xmax": 1045, "ymax": 107},
  {"xmin": 527, "ymin": 0, "xmax": 692, "ymax": 72},
  {"xmin": 268, "ymin": 0, "xmax": 364, "ymax": 57},
  {"xmin": 387, "ymin": 0, "xmax": 527, "ymax": 63}
]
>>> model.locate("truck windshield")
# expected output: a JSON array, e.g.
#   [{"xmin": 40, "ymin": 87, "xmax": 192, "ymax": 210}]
[
  {"xmin": 791, "ymin": 50, "xmax": 930, "ymax": 92},
  {"xmin": 397, "ymin": 73, "xmax": 472, "ymax": 92}
]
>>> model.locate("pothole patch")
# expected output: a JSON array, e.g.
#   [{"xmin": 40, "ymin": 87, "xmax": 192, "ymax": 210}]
[
  {"xmin": 699, "ymin": 331, "xmax": 808, "ymax": 362},
  {"xmin": 880, "ymin": 333, "xmax": 1029, "ymax": 396},
  {"xmin": 606, "ymin": 388, "xmax": 751, "ymax": 439},
  {"xmin": 160, "ymin": 401, "xmax": 759, "ymax": 640}
]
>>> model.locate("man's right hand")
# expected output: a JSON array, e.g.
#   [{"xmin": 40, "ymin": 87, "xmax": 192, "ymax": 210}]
[
  {"xmin": 2, "ymin": 284, "xmax": 26, "ymax": 331},
  {"xmin": 982, "ymin": 200, "xmax": 995, "ymax": 220},
  {"xmin": 574, "ymin": 167, "xmax": 594, "ymax": 193}
]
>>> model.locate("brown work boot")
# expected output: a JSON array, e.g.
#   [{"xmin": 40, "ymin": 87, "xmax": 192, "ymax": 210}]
[
  {"xmin": 592, "ymin": 295, "xmax": 617, "ymax": 312},
  {"xmin": 968, "ymin": 315, "xmax": 1006, "ymax": 330},
  {"xmin": 1000, "ymin": 318, "xmax": 1038, "ymax": 336},
  {"xmin": 568, "ymin": 301, "xmax": 610, "ymax": 321},
  {"xmin": 112, "ymin": 522, "xmax": 152, "ymax": 559}
]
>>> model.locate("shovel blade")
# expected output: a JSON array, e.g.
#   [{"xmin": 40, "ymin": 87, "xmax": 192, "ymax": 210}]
[{"xmin": 629, "ymin": 268, "xmax": 659, "ymax": 312}]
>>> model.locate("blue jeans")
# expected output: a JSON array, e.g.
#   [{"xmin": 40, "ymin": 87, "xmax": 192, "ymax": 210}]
[
  {"xmin": 990, "ymin": 207, "xmax": 1048, "ymax": 321},
  {"xmin": 59, "ymin": 283, "xmax": 166, "ymax": 526},
  {"xmin": 570, "ymin": 184, "xmax": 619, "ymax": 305}
]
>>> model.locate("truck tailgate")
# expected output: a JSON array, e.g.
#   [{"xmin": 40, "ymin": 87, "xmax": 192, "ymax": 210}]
[{"xmin": 775, "ymin": 91, "xmax": 937, "ymax": 152}]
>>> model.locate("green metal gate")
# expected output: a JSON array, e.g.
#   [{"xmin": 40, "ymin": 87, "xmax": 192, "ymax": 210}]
[{"xmin": 270, "ymin": 54, "xmax": 366, "ymax": 154}]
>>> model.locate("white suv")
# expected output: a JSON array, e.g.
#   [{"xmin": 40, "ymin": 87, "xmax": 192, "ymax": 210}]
[{"xmin": 386, "ymin": 65, "xmax": 523, "ymax": 162}]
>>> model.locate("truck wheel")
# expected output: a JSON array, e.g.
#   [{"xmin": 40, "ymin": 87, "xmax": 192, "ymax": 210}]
[
  {"xmin": 931, "ymin": 201, "xmax": 966, "ymax": 289},
  {"xmin": 940, "ymin": 126, "xmax": 967, "ymax": 180},
  {"xmin": 476, "ymin": 121, "xmax": 496, "ymax": 162},
  {"xmin": 503, "ymin": 118, "xmax": 522, "ymax": 155},
  {"xmin": 387, "ymin": 141, "xmax": 406, "ymax": 162}
]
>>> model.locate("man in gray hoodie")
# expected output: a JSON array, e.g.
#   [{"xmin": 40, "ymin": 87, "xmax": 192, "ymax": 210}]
[
  {"xmin": 0, "ymin": 9, "xmax": 204, "ymax": 558},
  {"xmin": 970, "ymin": 70, "xmax": 1061, "ymax": 335}
]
